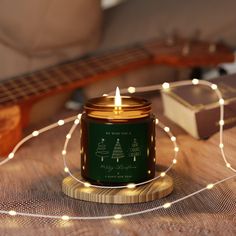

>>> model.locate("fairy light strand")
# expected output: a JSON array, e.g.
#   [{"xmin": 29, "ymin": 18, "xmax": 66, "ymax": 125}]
[{"xmin": 0, "ymin": 79, "xmax": 235, "ymax": 221}]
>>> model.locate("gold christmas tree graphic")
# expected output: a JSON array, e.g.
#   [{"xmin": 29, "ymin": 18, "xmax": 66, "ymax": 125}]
[
  {"xmin": 129, "ymin": 138, "xmax": 141, "ymax": 162},
  {"xmin": 95, "ymin": 138, "xmax": 109, "ymax": 162},
  {"xmin": 111, "ymin": 138, "xmax": 125, "ymax": 163}
]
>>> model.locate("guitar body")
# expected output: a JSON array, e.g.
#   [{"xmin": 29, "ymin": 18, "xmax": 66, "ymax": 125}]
[
  {"xmin": 0, "ymin": 38, "xmax": 234, "ymax": 157},
  {"xmin": 0, "ymin": 105, "xmax": 22, "ymax": 156}
]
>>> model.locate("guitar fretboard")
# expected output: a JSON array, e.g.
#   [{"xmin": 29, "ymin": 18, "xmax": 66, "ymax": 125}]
[
  {"xmin": 0, "ymin": 46, "xmax": 151, "ymax": 106},
  {"xmin": 0, "ymin": 38, "xmax": 234, "ymax": 107}
]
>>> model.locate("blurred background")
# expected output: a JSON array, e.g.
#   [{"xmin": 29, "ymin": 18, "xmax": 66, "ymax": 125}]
[{"xmin": 1, "ymin": 0, "xmax": 236, "ymax": 123}]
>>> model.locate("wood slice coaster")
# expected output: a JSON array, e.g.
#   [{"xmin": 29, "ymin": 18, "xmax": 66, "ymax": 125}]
[{"xmin": 62, "ymin": 172, "xmax": 173, "ymax": 204}]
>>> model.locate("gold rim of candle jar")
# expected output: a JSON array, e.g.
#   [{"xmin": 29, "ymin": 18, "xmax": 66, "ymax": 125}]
[{"xmin": 84, "ymin": 96, "xmax": 151, "ymax": 120}]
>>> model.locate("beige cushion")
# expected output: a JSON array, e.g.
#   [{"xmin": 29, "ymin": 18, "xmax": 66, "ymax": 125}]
[{"xmin": 0, "ymin": 0, "xmax": 102, "ymax": 79}]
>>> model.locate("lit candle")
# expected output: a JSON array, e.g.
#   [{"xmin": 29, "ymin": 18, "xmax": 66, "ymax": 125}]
[{"xmin": 80, "ymin": 87, "xmax": 156, "ymax": 186}]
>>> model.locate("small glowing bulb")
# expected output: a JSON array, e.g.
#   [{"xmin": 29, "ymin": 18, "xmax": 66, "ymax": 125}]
[
  {"xmin": 84, "ymin": 182, "xmax": 91, "ymax": 187},
  {"xmin": 211, "ymin": 84, "xmax": 218, "ymax": 90},
  {"xmin": 103, "ymin": 94, "xmax": 108, "ymax": 96},
  {"xmin": 74, "ymin": 119, "xmax": 80, "ymax": 125},
  {"xmin": 219, "ymin": 120, "xmax": 224, "ymax": 126},
  {"xmin": 128, "ymin": 86, "xmax": 136, "ymax": 94},
  {"xmin": 171, "ymin": 136, "xmax": 176, "ymax": 142},
  {"xmin": 160, "ymin": 172, "xmax": 166, "ymax": 177},
  {"xmin": 127, "ymin": 183, "xmax": 136, "ymax": 189},
  {"xmin": 66, "ymin": 134, "xmax": 71, "ymax": 139},
  {"xmin": 219, "ymin": 143, "xmax": 224, "ymax": 149},
  {"xmin": 155, "ymin": 119, "xmax": 159, "ymax": 124},
  {"xmin": 173, "ymin": 159, "xmax": 177, "ymax": 164},
  {"xmin": 114, "ymin": 214, "xmax": 122, "ymax": 219},
  {"xmin": 226, "ymin": 163, "xmax": 231, "ymax": 168},
  {"xmin": 32, "ymin": 130, "xmax": 39, "ymax": 136},
  {"xmin": 164, "ymin": 127, "xmax": 170, "ymax": 132},
  {"xmin": 77, "ymin": 113, "xmax": 82, "ymax": 119},
  {"xmin": 192, "ymin": 78, "xmax": 199, "ymax": 85},
  {"xmin": 8, "ymin": 210, "xmax": 17, "ymax": 216},
  {"xmin": 62, "ymin": 150, "xmax": 67, "ymax": 155},
  {"xmin": 206, "ymin": 183, "xmax": 214, "ymax": 189},
  {"xmin": 219, "ymin": 99, "xmax": 225, "ymax": 105},
  {"xmin": 163, "ymin": 202, "xmax": 172, "ymax": 208},
  {"xmin": 58, "ymin": 120, "xmax": 65, "ymax": 126},
  {"xmin": 174, "ymin": 147, "xmax": 179, "ymax": 152},
  {"xmin": 64, "ymin": 167, "xmax": 69, "ymax": 173},
  {"xmin": 8, "ymin": 152, "xmax": 14, "ymax": 159},
  {"xmin": 162, "ymin": 82, "xmax": 170, "ymax": 90},
  {"xmin": 61, "ymin": 215, "xmax": 70, "ymax": 221}
]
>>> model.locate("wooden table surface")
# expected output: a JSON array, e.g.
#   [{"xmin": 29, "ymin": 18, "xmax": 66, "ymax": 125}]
[{"xmin": 0, "ymin": 96, "xmax": 235, "ymax": 236}]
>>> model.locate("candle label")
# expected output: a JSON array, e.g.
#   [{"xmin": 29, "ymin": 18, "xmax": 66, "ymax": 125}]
[{"xmin": 81, "ymin": 117, "xmax": 155, "ymax": 184}]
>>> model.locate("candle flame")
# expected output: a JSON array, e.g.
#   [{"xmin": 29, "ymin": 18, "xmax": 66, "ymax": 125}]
[{"xmin": 115, "ymin": 87, "xmax": 122, "ymax": 108}]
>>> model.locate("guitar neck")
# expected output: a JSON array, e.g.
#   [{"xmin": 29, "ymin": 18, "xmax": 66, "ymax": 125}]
[
  {"xmin": 0, "ymin": 45, "xmax": 152, "ymax": 107},
  {"xmin": 0, "ymin": 38, "xmax": 234, "ymax": 107}
]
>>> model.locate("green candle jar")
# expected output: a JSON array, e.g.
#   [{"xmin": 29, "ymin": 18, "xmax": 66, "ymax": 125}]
[{"xmin": 80, "ymin": 94, "xmax": 156, "ymax": 186}]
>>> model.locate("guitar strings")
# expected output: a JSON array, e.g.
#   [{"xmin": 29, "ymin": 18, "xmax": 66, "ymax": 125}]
[
  {"xmin": 0, "ymin": 79, "xmax": 235, "ymax": 221},
  {"xmin": 0, "ymin": 38, "xmax": 212, "ymax": 103},
  {"xmin": 0, "ymin": 49, "xmax": 150, "ymax": 103}
]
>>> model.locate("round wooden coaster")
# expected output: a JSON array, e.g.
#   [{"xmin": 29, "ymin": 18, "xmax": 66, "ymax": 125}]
[{"xmin": 62, "ymin": 172, "xmax": 173, "ymax": 204}]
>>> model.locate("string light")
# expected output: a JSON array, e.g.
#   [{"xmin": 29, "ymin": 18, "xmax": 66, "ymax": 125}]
[
  {"xmin": 74, "ymin": 119, "xmax": 80, "ymax": 125},
  {"xmin": 127, "ymin": 183, "xmax": 136, "ymax": 189},
  {"xmin": 84, "ymin": 182, "xmax": 91, "ymax": 188},
  {"xmin": 32, "ymin": 131, "xmax": 39, "ymax": 137},
  {"xmin": 192, "ymin": 78, "xmax": 199, "ymax": 85},
  {"xmin": 173, "ymin": 159, "xmax": 177, "ymax": 164},
  {"xmin": 219, "ymin": 99, "xmax": 225, "ymax": 105},
  {"xmin": 164, "ymin": 127, "xmax": 170, "ymax": 132},
  {"xmin": 61, "ymin": 215, "xmax": 70, "ymax": 221},
  {"xmin": 219, "ymin": 143, "xmax": 224, "ymax": 149},
  {"xmin": 219, "ymin": 120, "xmax": 224, "ymax": 126},
  {"xmin": 211, "ymin": 84, "xmax": 218, "ymax": 90},
  {"xmin": 8, "ymin": 210, "xmax": 17, "ymax": 216},
  {"xmin": 58, "ymin": 120, "xmax": 65, "ymax": 126},
  {"xmin": 171, "ymin": 136, "xmax": 176, "ymax": 142},
  {"xmin": 226, "ymin": 163, "xmax": 231, "ymax": 168},
  {"xmin": 8, "ymin": 153, "xmax": 14, "ymax": 159},
  {"xmin": 163, "ymin": 202, "xmax": 172, "ymax": 208},
  {"xmin": 62, "ymin": 150, "xmax": 67, "ymax": 155},
  {"xmin": 162, "ymin": 82, "xmax": 170, "ymax": 90},
  {"xmin": 127, "ymin": 86, "xmax": 136, "ymax": 94},
  {"xmin": 114, "ymin": 214, "xmax": 122, "ymax": 219},
  {"xmin": 0, "ymin": 80, "xmax": 235, "ymax": 221},
  {"xmin": 160, "ymin": 172, "xmax": 166, "ymax": 177},
  {"xmin": 206, "ymin": 184, "xmax": 214, "ymax": 189},
  {"xmin": 174, "ymin": 147, "xmax": 179, "ymax": 152}
]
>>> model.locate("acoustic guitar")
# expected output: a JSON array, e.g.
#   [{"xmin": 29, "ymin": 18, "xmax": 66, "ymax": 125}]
[{"xmin": 0, "ymin": 38, "xmax": 234, "ymax": 157}]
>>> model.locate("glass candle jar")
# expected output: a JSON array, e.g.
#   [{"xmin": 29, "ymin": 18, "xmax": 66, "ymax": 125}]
[{"xmin": 80, "ymin": 95, "xmax": 156, "ymax": 186}]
